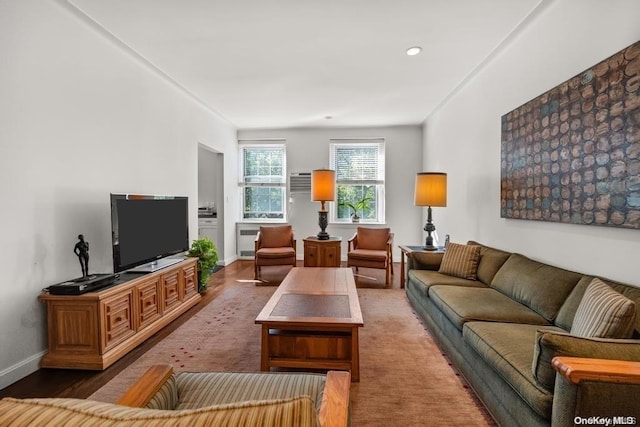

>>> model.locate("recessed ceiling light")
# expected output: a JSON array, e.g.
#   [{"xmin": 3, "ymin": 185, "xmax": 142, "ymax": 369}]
[{"xmin": 406, "ymin": 46, "xmax": 422, "ymax": 56}]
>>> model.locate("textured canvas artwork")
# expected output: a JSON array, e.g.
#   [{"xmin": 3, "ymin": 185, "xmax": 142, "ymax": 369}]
[{"xmin": 501, "ymin": 40, "xmax": 640, "ymax": 228}]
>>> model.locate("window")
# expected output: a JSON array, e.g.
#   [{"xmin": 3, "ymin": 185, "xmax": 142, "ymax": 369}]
[
  {"xmin": 239, "ymin": 142, "xmax": 286, "ymax": 220},
  {"xmin": 330, "ymin": 139, "xmax": 385, "ymax": 223}
]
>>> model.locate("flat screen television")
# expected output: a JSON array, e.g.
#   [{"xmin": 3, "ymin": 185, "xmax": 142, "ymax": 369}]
[{"xmin": 110, "ymin": 194, "xmax": 189, "ymax": 273}]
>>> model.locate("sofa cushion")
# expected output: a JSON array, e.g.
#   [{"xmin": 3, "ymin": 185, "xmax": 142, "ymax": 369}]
[
  {"xmin": 438, "ymin": 243, "xmax": 481, "ymax": 280},
  {"xmin": 175, "ymin": 371, "xmax": 327, "ymax": 410},
  {"xmin": 490, "ymin": 254, "xmax": 582, "ymax": 322},
  {"xmin": 408, "ymin": 270, "xmax": 486, "ymax": 298},
  {"xmin": 570, "ymin": 278, "xmax": 636, "ymax": 338},
  {"xmin": 0, "ymin": 396, "xmax": 319, "ymax": 427},
  {"xmin": 467, "ymin": 241, "xmax": 512, "ymax": 285},
  {"xmin": 556, "ymin": 276, "xmax": 640, "ymax": 335},
  {"xmin": 429, "ymin": 286, "xmax": 551, "ymax": 331},
  {"xmin": 259, "ymin": 226, "xmax": 293, "ymax": 248},
  {"xmin": 532, "ymin": 329, "xmax": 640, "ymax": 393},
  {"xmin": 463, "ymin": 322, "xmax": 564, "ymax": 420}
]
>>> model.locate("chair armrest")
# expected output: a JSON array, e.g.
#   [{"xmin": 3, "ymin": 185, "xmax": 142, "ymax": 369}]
[
  {"xmin": 116, "ymin": 364, "xmax": 174, "ymax": 408},
  {"xmin": 553, "ymin": 356, "xmax": 640, "ymax": 385},
  {"xmin": 254, "ymin": 231, "xmax": 262, "ymax": 252},
  {"xmin": 318, "ymin": 371, "xmax": 351, "ymax": 427},
  {"xmin": 551, "ymin": 357, "xmax": 640, "ymax": 425},
  {"xmin": 347, "ymin": 233, "xmax": 357, "ymax": 251}
]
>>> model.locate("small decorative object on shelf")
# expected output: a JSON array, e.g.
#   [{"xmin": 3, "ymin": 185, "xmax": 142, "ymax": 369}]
[
  {"xmin": 73, "ymin": 234, "xmax": 90, "ymax": 277},
  {"xmin": 188, "ymin": 237, "xmax": 218, "ymax": 292}
]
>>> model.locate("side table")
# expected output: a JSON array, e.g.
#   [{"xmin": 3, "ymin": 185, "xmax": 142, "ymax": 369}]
[
  {"xmin": 399, "ymin": 245, "xmax": 445, "ymax": 288},
  {"xmin": 303, "ymin": 236, "xmax": 342, "ymax": 267}
]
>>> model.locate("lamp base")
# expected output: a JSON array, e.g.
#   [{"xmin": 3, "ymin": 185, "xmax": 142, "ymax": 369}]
[
  {"xmin": 317, "ymin": 210, "xmax": 329, "ymax": 240},
  {"xmin": 423, "ymin": 205, "xmax": 437, "ymax": 251},
  {"xmin": 316, "ymin": 231, "xmax": 330, "ymax": 240}
]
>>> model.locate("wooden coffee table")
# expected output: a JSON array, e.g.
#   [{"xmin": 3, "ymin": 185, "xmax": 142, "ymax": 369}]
[{"xmin": 255, "ymin": 267, "xmax": 364, "ymax": 381}]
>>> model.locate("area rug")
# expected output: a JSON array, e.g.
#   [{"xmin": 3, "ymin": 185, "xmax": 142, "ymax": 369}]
[{"xmin": 90, "ymin": 282, "xmax": 494, "ymax": 426}]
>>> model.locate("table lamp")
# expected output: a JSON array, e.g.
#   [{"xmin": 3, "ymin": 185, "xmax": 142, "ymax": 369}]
[
  {"xmin": 311, "ymin": 169, "xmax": 336, "ymax": 240},
  {"xmin": 414, "ymin": 172, "xmax": 447, "ymax": 250}
]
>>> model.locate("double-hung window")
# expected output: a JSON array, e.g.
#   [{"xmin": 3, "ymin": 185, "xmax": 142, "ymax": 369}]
[
  {"xmin": 239, "ymin": 142, "xmax": 286, "ymax": 221},
  {"xmin": 330, "ymin": 139, "xmax": 385, "ymax": 223}
]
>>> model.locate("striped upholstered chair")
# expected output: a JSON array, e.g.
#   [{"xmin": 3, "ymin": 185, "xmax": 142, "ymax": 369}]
[{"xmin": 0, "ymin": 365, "xmax": 350, "ymax": 426}]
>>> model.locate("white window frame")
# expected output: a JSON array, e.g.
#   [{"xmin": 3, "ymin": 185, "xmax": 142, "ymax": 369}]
[
  {"xmin": 238, "ymin": 141, "xmax": 287, "ymax": 222},
  {"xmin": 329, "ymin": 138, "xmax": 386, "ymax": 224}
]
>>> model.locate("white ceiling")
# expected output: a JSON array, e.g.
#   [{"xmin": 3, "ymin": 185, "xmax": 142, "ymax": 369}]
[{"xmin": 68, "ymin": 0, "xmax": 542, "ymax": 130}]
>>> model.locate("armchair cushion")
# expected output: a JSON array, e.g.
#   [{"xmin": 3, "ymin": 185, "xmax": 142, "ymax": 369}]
[
  {"xmin": 256, "ymin": 247, "xmax": 296, "ymax": 259},
  {"xmin": 355, "ymin": 227, "xmax": 390, "ymax": 250},
  {"xmin": 0, "ymin": 396, "xmax": 319, "ymax": 427},
  {"xmin": 570, "ymin": 278, "xmax": 636, "ymax": 339},
  {"xmin": 259, "ymin": 226, "xmax": 293, "ymax": 248},
  {"xmin": 438, "ymin": 243, "xmax": 480, "ymax": 280},
  {"xmin": 348, "ymin": 249, "xmax": 388, "ymax": 262},
  {"xmin": 532, "ymin": 329, "xmax": 640, "ymax": 392}
]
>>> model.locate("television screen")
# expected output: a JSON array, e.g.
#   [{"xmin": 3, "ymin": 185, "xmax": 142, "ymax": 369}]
[{"xmin": 111, "ymin": 194, "xmax": 189, "ymax": 272}]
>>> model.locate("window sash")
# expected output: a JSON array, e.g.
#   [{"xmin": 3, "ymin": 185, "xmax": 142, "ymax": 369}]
[
  {"xmin": 330, "ymin": 140, "xmax": 384, "ymax": 185},
  {"xmin": 329, "ymin": 139, "xmax": 385, "ymax": 223},
  {"xmin": 239, "ymin": 142, "xmax": 286, "ymax": 220},
  {"xmin": 239, "ymin": 143, "xmax": 286, "ymax": 187}
]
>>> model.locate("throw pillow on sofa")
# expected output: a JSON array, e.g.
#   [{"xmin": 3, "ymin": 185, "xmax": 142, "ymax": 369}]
[
  {"xmin": 531, "ymin": 329, "xmax": 640, "ymax": 392},
  {"xmin": 570, "ymin": 278, "xmax": 636, "ymax": 339},
  {"xmin": 438, "ymin": 242, "xmax": 481, "ymax": 280}
]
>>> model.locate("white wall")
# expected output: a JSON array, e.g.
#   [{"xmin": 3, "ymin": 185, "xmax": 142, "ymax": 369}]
[
  {"xmin": 238, "ymin": 126, "xmax": 423, "ymax": 260},
  {"xmin": 0, "ymin": 0, "xmax": 238, "ymax": 388},
  {"xmin": 423, "ymin": 0, "xmax": 640, "ymax": 285}
]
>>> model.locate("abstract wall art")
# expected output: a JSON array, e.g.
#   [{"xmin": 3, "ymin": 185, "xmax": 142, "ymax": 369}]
[{"xmin": 501, "ymin": 40, "xmax": 640, "ymax": 229}]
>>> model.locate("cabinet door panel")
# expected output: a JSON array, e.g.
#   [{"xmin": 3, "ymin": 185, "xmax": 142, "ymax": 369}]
[
  {"xmin": 101, "ymin": 291, "xmax": 135, "ymax": 351},
  {"xmin": 162, "ymin": 270, "xmax": 182, "ymax": 314},
  {"xmin": 304, "ymin": 244, "xmax": 318, "ymax": 267},
  {"xmin": 136, "ymin": 278, "xmax": 161, "ymax": 330},
  {"xmin": 324, "ymin": 246, "xmax": 340, "ymax": 267},
  {"xmin": 183, "ymin": 262, "xmax": 198, "ymax": 300}
]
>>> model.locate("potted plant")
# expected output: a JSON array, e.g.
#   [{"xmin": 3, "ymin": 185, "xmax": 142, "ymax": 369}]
[
  {"xmin": 340, "ymin": 196, "xmax": 372, "ymax": 223},
  {"xmin": 187, "ymin": 237, "xmax": 218, "ymax": 293}
]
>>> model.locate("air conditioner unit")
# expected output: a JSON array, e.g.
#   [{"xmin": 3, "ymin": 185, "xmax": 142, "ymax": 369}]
[{"xmin": 289, "ymin": 172, "xmax": 311, "ymax": 194}]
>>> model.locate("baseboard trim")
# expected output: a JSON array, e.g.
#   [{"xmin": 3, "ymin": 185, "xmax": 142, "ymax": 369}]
[
  {"xmin": 220, "ymin": 255, "xmax": 238, "ymax": 266},
  {"xmin": 0, "ymin": 350, "xmax": 46, "ymax": 390}
]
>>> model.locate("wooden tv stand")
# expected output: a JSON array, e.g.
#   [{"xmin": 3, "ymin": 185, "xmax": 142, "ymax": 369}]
[{"xmin": 39, "ymin": 257, "xmax": 200, "ymax": 370}]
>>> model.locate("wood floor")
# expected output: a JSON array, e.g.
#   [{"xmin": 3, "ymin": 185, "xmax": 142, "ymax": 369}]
[{"xmin": 0, "ymin": 260, "xmax": 402, "ymax": 400}]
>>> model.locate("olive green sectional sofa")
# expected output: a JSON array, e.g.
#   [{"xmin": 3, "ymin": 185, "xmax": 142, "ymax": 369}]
[{"xmin": 405, "ymin": 241, "xmax": 640, "ymax": 427}]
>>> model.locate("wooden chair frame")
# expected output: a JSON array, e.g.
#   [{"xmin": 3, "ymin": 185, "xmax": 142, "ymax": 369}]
[{"xmin": 347, "ymin": 229, "xmax": 394, "ymax": 287}]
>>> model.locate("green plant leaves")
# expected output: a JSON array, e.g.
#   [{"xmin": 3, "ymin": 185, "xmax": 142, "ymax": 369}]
[{"xmin": 187, "ymin": 237, "xmax": 218, "ymax": 292}]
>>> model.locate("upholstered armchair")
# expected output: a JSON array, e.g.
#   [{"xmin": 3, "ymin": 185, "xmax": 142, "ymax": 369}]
[
  {"xmin": 254, "ymin": 225, "xmax": 296, "ymax": 280},
  {"xmin": 347, "ymin": 227, "xmax": 394, "ymax": 287}
]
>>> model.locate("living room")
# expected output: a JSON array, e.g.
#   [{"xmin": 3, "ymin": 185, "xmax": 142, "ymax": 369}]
[{"xmin": 1, "ymin": 0, "xmax": 640, "ymax": 424}]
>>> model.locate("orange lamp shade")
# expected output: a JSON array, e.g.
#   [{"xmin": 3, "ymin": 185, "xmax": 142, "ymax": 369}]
[
  {"xmin": 311, "ymin": 169, "xmax": 336, "ymax": 202},
  {"xmin": 414, "ymin": 172, "xmax": 447, "ymax": 207}
]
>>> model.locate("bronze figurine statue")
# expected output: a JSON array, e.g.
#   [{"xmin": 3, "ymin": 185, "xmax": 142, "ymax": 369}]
[{"xmin": 74, "ymin": 234, "xmax": 90, "ymax": 277}]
